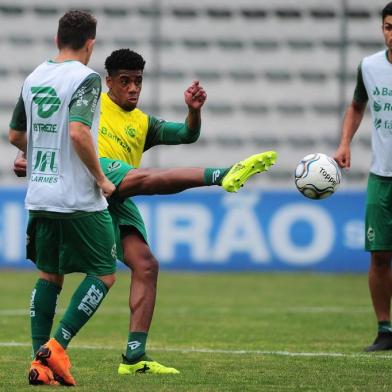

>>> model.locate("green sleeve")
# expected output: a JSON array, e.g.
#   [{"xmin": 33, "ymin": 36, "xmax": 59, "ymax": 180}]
[
  {"xmin": 353, "ymin": 62, "xmax": 368, "ymax": 103},
  {"xmin": 9, "ymin": 94, "xmax": 27, "ymax": 131},
  {"xmin": 69, "ymin": 73, "xmax": 101, "ymax": 127},
  {"xmin": 144, "ymin": 115, "xmax": 201, "ymax": 151}
]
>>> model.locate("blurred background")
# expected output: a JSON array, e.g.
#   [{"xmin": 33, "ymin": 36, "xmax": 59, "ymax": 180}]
[{"xmin": 0, "ymin": 0, "xmax": 387, "ymax": 272}]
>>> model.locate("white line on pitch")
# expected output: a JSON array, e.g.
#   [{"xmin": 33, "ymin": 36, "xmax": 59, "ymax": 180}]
[{"xmin": 0, "ymin": 341, "xmax": 391, "ymax": 360}]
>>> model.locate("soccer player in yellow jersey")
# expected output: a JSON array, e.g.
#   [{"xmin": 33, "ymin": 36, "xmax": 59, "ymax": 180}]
[
  {"xmin": 98, "ymin": 49, "xmax": 277, "ymax": 375},
  {"xmin": 13, "ymin": 49, "xmax": 278, "ymax": 375},
  {"xmin": 99, "ymin": 49, "xmax": 207, "ymax": 374}
]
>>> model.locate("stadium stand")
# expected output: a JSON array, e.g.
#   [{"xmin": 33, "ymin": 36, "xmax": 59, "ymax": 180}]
[{"xmin": 0, "ymin": 0, "xmax": 387, "ymax": 186}]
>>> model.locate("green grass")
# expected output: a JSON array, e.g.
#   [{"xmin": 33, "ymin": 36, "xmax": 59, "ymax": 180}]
[{"xmin": 0, "ymin": 271, "xmax": 391, "ymax": 391}]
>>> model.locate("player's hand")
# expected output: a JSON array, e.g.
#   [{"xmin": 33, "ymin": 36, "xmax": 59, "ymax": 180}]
[
  {"xmin": 334, "ymin": 144, "xmax": 351, "ymax": 169},
  {"xmin": 184, "ymin": 81, "xmax": 207, "ymax": 110},
  {"xmin": 14, "ymin": 156, "xmax": 27, "ymax": 177},
  {"xmin": 97, "ymin": 177, "xmax": 116, "ymax": 198}
]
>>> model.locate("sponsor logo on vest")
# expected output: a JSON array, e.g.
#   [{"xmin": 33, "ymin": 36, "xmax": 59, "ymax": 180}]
[
  {"xmin": 33, "ymin": 123, "xmax": 58, "ymax": 133},
  {"xmin": 374, "ymin": 102, "xmax": 392, "ymax": 113},
  {"xmin": 100, "ymin": 127, "xmax": 131, "ymax": 153},
  {"xmin": 367, "ymin": 227, "xmax": 375, "ymax": 242},
  {"xmin": 33, "ymin": 150, "xmax": 58, "ymax": 174},
  {"xmin": 31, "ymin": 86, "xmax": 61, "ymax": 118},
  {"xmin": 385, "ymin": 120, "xmax": 392, "ymax": 130},
  {"xmin": 31, "ymin": 149, "xmax": 59, "ymax": 183},
  {"xmin": 374, "ymin": 118, "xmax": 382, "ymax": 130},
  {"xmin": 125, "ymin": 126, "xmax": 136, "ymax": 137},
  {"xmin": 77, "ymin": 284, "xmax": 104, "ymax": 316},
  {"xmin": 90, "ymin": 87, "xmax": 100, "ymax": 113},
  {"xmin": 374, "ymin": 101, "xmax": 382, "ymax": 112},
  {"xmin": 373, "ymin": 87, "xmax": 392, "ymax": 97},
  {"xmin": 127, "ymin": 341, "xmax": 141, "ymax": 350}
]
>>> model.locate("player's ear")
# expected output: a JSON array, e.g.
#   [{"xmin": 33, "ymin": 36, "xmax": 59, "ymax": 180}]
[
  {"xmin": 106, "ymin": 75, "xmax": 112, "ymax": 89},
  {"xmin": 54, "ymin": 35, "xmax": 59, "ymax": 49},
  {"xmin": 86, "ymin": 38, "xmax": 95, "ymax": 53}
]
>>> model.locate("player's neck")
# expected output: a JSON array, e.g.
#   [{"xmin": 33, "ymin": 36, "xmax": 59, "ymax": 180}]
[{"xmin": 54, "ymin": 49, "xmax": 89, "ymax": 65}]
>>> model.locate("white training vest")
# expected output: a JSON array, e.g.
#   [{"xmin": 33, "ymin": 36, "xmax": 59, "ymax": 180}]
[
  {"xmin": 22, "ymin": 61, "xmax": 107, "ymax": 212},
  {"xmin": 362, "ymin": 50, "xmax": 392, "ymax": 176}
]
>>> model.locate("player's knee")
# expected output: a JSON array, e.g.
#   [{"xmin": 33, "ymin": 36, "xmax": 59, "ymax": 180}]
[
  {"xmin": 142, "ymin": 255, "xmax": 159, "ymax": 281},
  {"xmin": 132, "ymin": 254, "xmax": 159, "ymax": 281},
  {"xmin": 98, "ymin": 273, "xmax": 116, "ymax": 289},
  {"xmin": 371, "ymin": 254, "xmax": 392, "ymax": 271},
  {"xmin": 39, "ymin": 271, "xmax": 64, "ymax": 287}
]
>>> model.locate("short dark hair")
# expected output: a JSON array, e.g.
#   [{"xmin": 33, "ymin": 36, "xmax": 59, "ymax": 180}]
[
  {"xmin": 105, "ymin": 49, "xmax": 146, "ymax": 76},
  {"xmin": 382, "ymin": 2, "xmax": 392, "ymax": 20},
  {"xmin": 57, "ymin": 10, "xmax": 97, "ymax": 50}
]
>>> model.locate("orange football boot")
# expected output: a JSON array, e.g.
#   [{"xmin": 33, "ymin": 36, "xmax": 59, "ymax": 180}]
[{"xmin": 35, "ymin": 338, "xmax": 76, "ymax": 386}]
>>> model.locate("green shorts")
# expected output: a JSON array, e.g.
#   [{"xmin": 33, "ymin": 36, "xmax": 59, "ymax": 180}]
[
  {"xmin": 100, "ymin": 157, "xmax": 148, "ymax": 262},
  {"xmin": 365, "ymin": 173, "xmax": 392, "ymax": 251},
  {"xmin": 27, "ymin": 210, "xmax": 117, "ymax": 275}
]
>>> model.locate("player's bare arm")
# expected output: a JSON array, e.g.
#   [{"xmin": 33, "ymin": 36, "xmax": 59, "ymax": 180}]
[
  {"xmin": 9, "ymin": 129, "xmax": 27, "ymax": 154},
  {"xmin": 334, "ymin": 100, "xmax": 367, "ymax": 169},
  {"xmin": 69, "ymin": 121, "xmax": 115, "ymax": 197}
]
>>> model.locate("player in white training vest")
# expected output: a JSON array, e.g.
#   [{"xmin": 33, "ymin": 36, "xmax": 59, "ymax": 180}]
[
  {"xmin": 335, "ymin": 1, "xmax": 392, "ymax": 352},
  {"xmin": 9, "ymin": 10, "xmax": 116, "ymax": 386},
  {"xmin": 22, "ymin": 61, "xmax": 106, "ymax": 212}
]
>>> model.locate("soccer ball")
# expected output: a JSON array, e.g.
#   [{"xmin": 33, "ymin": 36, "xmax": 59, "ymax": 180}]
[{"xmin": 294, "ymin": 153, "xmax": 342, "ymax": 199}]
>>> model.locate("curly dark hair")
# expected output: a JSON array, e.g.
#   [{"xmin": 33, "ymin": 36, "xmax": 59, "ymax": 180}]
[
  {"xmin": 382, "ymin": 2, "xmax": 392, "ymax": 20},
  {"xmin": 105, "ymin": 49, "xmax": 146, "ymax": 76},
  {"xmin": 57, "ymin": 10, "xmax": 97, "ymax": 50}
]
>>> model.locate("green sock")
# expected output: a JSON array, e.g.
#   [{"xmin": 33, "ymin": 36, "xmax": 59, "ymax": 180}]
[
  {"xmin": 30, "ymin": 279, "xmax": 61, "ymax": 356},
  {"xmin": 378, "ymin": 321, "xmax": 392, "ymax": 333},
  {"xmin": 204, "ymin": 168, "xmax": 230, "ymax": 185},
  {"xmin": 125, "ymin": 332, "xmax": 148, "ymax": 362},
  {"xmin": 54, "ymin": 275, "xmax": 108, "ymax": 349}
]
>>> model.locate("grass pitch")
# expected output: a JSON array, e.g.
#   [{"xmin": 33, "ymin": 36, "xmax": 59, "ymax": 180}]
[{"xmin": 0, "ymin": 270, "xmax": 391, "ymax": 391}]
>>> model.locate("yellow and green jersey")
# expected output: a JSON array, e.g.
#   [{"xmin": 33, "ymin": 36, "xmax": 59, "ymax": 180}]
[{"xmin": 98, "ymin": 92, "xmax": 201, "ymax": 168}]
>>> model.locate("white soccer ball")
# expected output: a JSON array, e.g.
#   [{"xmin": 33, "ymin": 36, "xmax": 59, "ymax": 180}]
[{"xmin": 294, "ymin": 153, "xmax": 342, "ymax": 199}]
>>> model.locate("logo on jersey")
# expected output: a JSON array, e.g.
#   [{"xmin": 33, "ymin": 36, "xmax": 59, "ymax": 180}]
[
  {"xmin": 33, "ymin": 149, "xmax": 58, "ymax": 174},
  {"xmin": 372, "ymin": 86, "xmax": 392, "ymax": 97},
  {"xmin": 374, "ymin": 118, "xmax": 382, "ymax": 130},
  {"xmin": 373, "ymin": 101, "xmax": 382, "ymax": 112},
  {"xmin": 367, "ymin": 227, "xmax": 375, "ymax": 242},
  {"xmin": 111, "ymin": 244, "xmax": 117, "ymax": 259},
  {"xmin": 31, "ymin": 87, "xmax": 61, "ymax": 118},
  {"xmin": 107, "ymin": 161, "xmax": 121, "ymax": 173},
  {"xmin": 125, "ymin": 126, "xmax": 136, "ymax": 137}
]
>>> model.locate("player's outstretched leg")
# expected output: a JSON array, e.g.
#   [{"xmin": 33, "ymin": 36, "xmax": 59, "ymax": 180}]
[
  {"xmin": 28, "ymin": 360, "xmax": 59, "ymax": 386},
  {"xmin": 113, "ymin": 150, "xmax": 277, "ymax": 199},
  {"xmin": 118, "ymin": 354, "xmax": 180, "ymax": 375},
  {"xmin": 35, "ymin": 338, "xmax": 76, "ymax": 386},
  {"xmin": 222, "ymin": 150, "xmax": 277, "ymax": 193}
]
